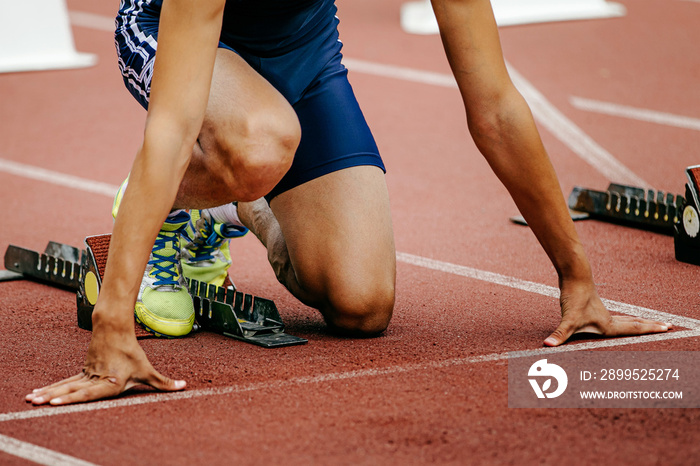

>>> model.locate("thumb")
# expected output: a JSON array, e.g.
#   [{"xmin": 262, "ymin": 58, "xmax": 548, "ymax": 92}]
[
  {"xmin": 146, "ymin": 371, "xmax": 187, "ymax": 392},
  {"xmin": 544, "ymin": 321, "xmax": 576, "ymax": 347}
]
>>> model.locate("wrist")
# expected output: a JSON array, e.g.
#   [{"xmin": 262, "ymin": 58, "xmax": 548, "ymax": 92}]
[
  {"xmin": 554, "ymin": 243, "xmax": 594, "ymax": 286},
  {"xmin": 91, "ymin": 301, "xmax": 136, "ymax": 335}
]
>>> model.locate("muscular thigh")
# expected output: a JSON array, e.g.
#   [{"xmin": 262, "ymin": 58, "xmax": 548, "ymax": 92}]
[
  {"xmin": 116, "ymin": 6, "xmax": 299, "ymax": 204},
  {"xmin": 198, "ymin": 48, "xmax": 295, "ymax": 154},
  {"xmin": 172, "ymin": 48, "xmax": 300, "ymax": 206},
  {"xmin": 115, "ymin": 8, "xmax": 293, "ymax": 131},
  {"xmin": 259, "ymin": 45, "xmax": 394, "ymax": 307}
]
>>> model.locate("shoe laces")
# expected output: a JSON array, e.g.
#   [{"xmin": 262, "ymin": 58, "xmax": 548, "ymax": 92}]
[
  {"xmin": 149, "ymin": 212, "xmax": 189, "ymax": 286},
  {"xmin": 149, "ymin": 230, "xmax": 184, "ymax": 286},
  {"xmin": 188, "ymin": 218, "xmax": 227, "ymax": 263}
]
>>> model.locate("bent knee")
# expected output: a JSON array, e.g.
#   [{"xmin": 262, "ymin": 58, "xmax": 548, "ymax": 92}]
[
  {"xmin": 239, "ymin": 109, "xmax": 299, "ymax": 173},
  {"xmin": 323, "ymin": 284, "xmax": 395, "ymax": 337},
  {"xmin": 202, "ymin": 107, "xmax": 300, "ymax": 200},
  {"xmin": 226, "ymin": 110, "xmax": 299, "ymax": 198}
]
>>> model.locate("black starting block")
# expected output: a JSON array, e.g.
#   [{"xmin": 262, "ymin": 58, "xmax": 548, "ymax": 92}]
[
  {"xmin": 674, "ymin": 165, "xmax": 700, "ymax": 265},
  {"xmin": 189, "ymin": 279, "xmax": 306, "ymax": 348},
  {"xmin": 567, "ymin": 183, "xmax": 684, "ymax": 235},
  {"xmin": 3, "ymin": 234, "xmax": 307, "ymax": 347},
  {"xmin": 565, "ymin": 165, "xmax": 700, "ymax": 266}
]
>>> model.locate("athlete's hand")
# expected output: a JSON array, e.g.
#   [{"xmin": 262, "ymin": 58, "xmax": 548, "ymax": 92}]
[
  {"xmin": 543, "ymin": 279, "xmax": 671, "ymax": 346},
  {"xmin": 25, "ymin": 324, "xmax": 185, "ymax": 406}
]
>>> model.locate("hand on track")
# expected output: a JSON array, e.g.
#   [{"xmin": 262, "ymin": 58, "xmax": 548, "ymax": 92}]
[
  {"xmin": 544, "ymin": 280, "xmax": 671, "ymax": 346},
  {"xmin": 26, "ymin": 329, "xmax": 185, "ymax": 406}
]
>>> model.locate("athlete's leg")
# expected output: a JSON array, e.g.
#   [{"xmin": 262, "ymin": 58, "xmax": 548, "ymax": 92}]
[
  {"xmin": 239, "ymin": 166, "xmax": 396, "ymax": 336},
  {"xmin": 114, "ymin": 46, "xmax": 299, "ymax": 336},
  {"xmin": 173, "ymin": 48, "xmax": 300, "ymax": 209}
]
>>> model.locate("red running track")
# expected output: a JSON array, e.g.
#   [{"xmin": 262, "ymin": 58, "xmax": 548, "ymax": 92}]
[{"xmin": 0, "ymin": 0, "xmax": 699, "ymax": 464}]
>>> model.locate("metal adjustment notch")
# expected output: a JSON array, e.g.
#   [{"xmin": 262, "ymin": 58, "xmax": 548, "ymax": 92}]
[
  {"xmin": 4, "ymin": 241, "xmax": 84, "ymax": 290},
  {"xmin": 189, "ymin": 279, "xmax": 307, "ymax": 348},
  {"xmin": 568, "ymin": 183, "xmax": 685, "ymax": 235}
]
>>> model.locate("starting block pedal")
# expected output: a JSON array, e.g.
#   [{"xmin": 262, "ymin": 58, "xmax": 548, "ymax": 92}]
[
  {"xmin": 4, "ymin": 233, "xmax": 307, "ymax": 346},
  {"xmin": 567, "ymin": 183, "xmax": 684, "ymax": 235},
  {"xmin": 189, "ymin": 279, "xmax": 307, "ymax": 348},
  {"xmin": 674, "ymin": 165, "xmax": 700, "ymax": 265}
]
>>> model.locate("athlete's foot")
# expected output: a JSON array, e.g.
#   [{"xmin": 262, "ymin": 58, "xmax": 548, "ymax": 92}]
[
  {"xmin": 236, "ymin": 199, "xmax": 271, "ymax": 235},
  {"xmin": 181, "ymin": 206, "xmax": 248, "ymax": 287},
  {"xmin": 112, "ymin": 177, "xmax": 195, "ymax": 337},
  {"xmin": 237, "ymin": 199, "xmax": 288, "ymax": 277},
  {"xmin": 134, "ymin": 210, "xmax": 195, "ymax": 337}
]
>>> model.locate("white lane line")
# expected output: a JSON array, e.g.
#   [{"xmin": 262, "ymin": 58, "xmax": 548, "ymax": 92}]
[
  {"xmin": 504, "ymin": 65, "xmax": 649, "ymax": 187},
  {"xmin": 343, "ymin": 57, "xmax": 648, "ymax": 187},
  {"xmin": 570, "ymin": 96, "xmax": 700, "ymax": 132},
  {"xmin": 342, "ymin": 58, "xmax": 459, "ymax": 88},
  {"xmin": 0, "ymin": 433, "xmax": 97, "ymax": 466},
  {"xmin": 69, "ymin": 11, "xmax": 115, "ymax": 32},
  {"xmin": 67, "ymin": 10, "xmax": 647, "ymax": 189},
  {"xmin": 2, "ymin": 328, "xmax": 699, "ymax": 424},
  {"xmin": 1, "ymin": 162, "xmax": 696, "ymax": 326},
  {"xmin": 0, "ymin": 158, "xmax": 118, "ymax": 198},
  {"xmin": 3, "ymin": 155, "xmax": 691, "ymax": 326},
  {"xmin": 397, "ymin": 252, "xmax": 700, "ymax": 329}
]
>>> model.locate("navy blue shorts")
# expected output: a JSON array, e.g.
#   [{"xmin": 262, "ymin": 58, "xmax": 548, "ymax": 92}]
[{"xmin": 114, "ymin": 0, "xmax": 385, "ymax": 200}]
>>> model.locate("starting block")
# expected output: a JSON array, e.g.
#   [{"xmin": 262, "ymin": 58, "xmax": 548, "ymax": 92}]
[
  {"xmin": 565, "ymin": 165, "xmax": 700, "ymax": 266},
  {"xmin": 567, "ymin": 183, "xmax": 684, "ymax": 235},
  {"xmin": 3, "ymin": 234, "xmax": 307, "ymax": 347},
  {"xmin": 674, "ymin": 165, "xmax": 700, "ymax": 265},
  {"xmin": 189, "ymin": 279, "xmax": 306, "ymax": 348}
]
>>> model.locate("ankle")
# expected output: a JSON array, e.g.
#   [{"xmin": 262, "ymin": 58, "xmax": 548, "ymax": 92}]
[
  {"xmin": 203, "ymin": 203, "xmax": 244, "ymax": 227},
  {"xmin": 237, "ymin": 198, "xmax": 272, "ymax": 232}
]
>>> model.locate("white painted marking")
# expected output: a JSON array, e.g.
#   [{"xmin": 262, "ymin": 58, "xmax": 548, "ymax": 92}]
[
  {"xmin": 570, "ymin": 96, "xmax": 700, "ymax": 132},
  {"xmin": 0, "ymin": 433, "xmax": 97, "ymax": 466},
  {"xmin": 397, "ymin": 252, "xmax": 700, "ymax": 329},
  {"xmin": 342, "ymin": 58, "xmax": 459, "ymax": 88},
  {"xmin": 0, "ymin": 158, "xmax": 119, "ymax": 198},
  {"xmin": 69, "ymin": 11, "xmax": 115, "ymax": 32},
  {"xmin": 343, "ymin": 57, "xmax": 648, "ymax": 187},
  {"xmin": 505, "ymin": 65, "xmax": 649, "ymax": 187},
  {"xmin": 2, "ymin": 329, "xmax": 698, "ymax": 423},
  {"xmin": 1, "ymin": 156, "xmax": 691, "ymax": 322}
]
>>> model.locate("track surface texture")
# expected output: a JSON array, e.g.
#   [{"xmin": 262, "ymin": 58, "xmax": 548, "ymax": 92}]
[{"xmin": 1, "ymin": 0, "xmax": 699, "ymax": 464}]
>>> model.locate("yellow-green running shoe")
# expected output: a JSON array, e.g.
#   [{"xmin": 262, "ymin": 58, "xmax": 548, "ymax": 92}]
[
  {"xmin": 181, "ymin": 208, "xmax": 248, "ymax": 287},
  {"xmin": 112, "ymin": 177, "xmax": 195, "ymax": 337}
]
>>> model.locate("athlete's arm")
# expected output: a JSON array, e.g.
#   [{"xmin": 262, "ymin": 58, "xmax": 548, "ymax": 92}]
[
  {"xmin": 430, "ymin": 0, "xmax": 670, "ymax": 345},
  {"xmin": 25, "ymin": 0, "xmax": 226, "ymax": 405}
]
